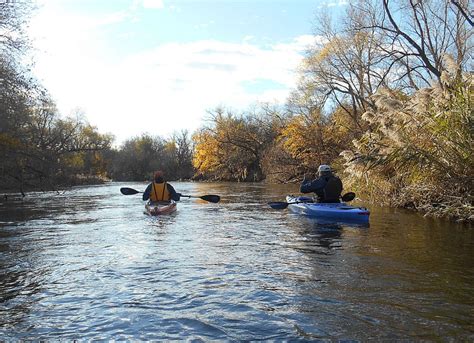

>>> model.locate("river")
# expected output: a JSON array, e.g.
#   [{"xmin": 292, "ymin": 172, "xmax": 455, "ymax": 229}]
[{"xmin": 0, "ymin": 182, "xmax": 472, "ymax": 340}]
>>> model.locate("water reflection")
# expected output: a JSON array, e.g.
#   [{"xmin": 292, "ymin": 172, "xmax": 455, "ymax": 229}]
[{"xmin": 0, "ymin": 182, "xmax": 472, "ymax": 340}]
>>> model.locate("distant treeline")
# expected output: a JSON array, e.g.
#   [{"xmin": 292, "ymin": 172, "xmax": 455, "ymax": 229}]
[{"xmin": 1, "ymin": 1, "xmax": 472, "ymax": 221}]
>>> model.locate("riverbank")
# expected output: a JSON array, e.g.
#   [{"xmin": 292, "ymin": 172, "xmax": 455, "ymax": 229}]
[
  {"xmin": 0, "ymin": 174, "xmax": 110, "ymax": 198},
  {"xmin": 2, "ymin": 175, "xmax": 472, "ymax": 223},
  {"xmin": 346, "ymin": 179, "xmax": 474, "ymax": 224}
]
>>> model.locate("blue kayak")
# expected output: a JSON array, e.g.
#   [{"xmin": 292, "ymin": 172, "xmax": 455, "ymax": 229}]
[{"xmin": 286, "ymin": 195, "xmax": 370, "ymax": 223}]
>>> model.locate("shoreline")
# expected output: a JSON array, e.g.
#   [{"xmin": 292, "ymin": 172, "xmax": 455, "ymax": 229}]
[{"xmin": 1, "ymin": 179, "xmax": 472, "ymax": 224}]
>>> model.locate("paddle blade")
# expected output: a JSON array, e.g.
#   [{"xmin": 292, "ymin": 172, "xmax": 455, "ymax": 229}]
[
  {"xmin": 341, "ymin": 192, "xmax": 356, "ymax": 202},
  {"xmin": 268, "ymin": 201, "xmax": 289, "ymax": 210},
  {"xmin": 200, "ymin": 195, "xmax": 220, "ymax": 203},
  {"xmin": 120, "ymin": 187, "xmax": 141, "ymax": 195}
]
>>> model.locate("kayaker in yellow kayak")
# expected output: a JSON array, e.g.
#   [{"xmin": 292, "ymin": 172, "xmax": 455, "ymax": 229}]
[
  {"xmin": 300, "ymin": 164, "xmax": 343, "ymax": 203},
  {"xmin": 142, "ymin": 170, "xmax": 181, "ymax": 202}
]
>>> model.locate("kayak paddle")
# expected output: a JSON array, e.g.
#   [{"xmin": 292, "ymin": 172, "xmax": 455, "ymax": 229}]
[
  {"xmin": 341, "ymin": 192, "xmax": 356, "ymax": 202},
  {"xmin": 180, "ymin": 194, "xmax": 221, "ymax": 203},
  {"xmin": 268, "ymin": 192, "xmax": 356, "ymax": 210},
  {"xmin": 120, "ymin": 187, "xmax": 220, "ymax": 203},
  {"xmin": 120, "ymin": 187, "xmax": 142, "ymax": 195},
  {"xmin": 268, "ymin": 201, "xmax": 301, "ymax": 209}
]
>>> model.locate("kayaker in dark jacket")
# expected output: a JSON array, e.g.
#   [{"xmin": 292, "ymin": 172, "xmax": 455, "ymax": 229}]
[
  {"xmin": 143, "ymin": 171, "xmax": 181, "ymax": 202},
  {"xmin": 300, "ymin": 164, "xmax": 343, "ymax": 203}
]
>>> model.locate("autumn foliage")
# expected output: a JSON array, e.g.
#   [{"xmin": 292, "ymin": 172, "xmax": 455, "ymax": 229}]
[{"xmin": 1, "ymin": 1, "xmax": 472, "ymax": 221}]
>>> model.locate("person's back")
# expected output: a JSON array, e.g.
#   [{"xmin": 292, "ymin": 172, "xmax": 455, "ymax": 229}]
[
  {"xmin": 149, "ymin": 179, "xmax": 171, "ymax": 202},
  {"xmin": 143, "ymin": 171, "xmax": 181, "ymax": 202},
  {"xmin": 300, "ymin": 165, "xmax": 343, "ymax": 203},
  {"xmin": 321, "ymin": 174, "xmax": 342, "ymax": 203}
]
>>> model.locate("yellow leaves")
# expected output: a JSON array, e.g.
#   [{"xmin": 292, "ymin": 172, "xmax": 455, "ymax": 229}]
[
  {"xmin": 192, "ymin": 108, "xmax": 279, "ymax": 180},
  {"xmin": 280, "ymin": 116, "xmax": 307, "ymax": 158},
  {"xmin": 279, "ymin": 111, "xmax": 326, "ymax": 169},
  {"xmin": 62, "ymin": 152, "xmax": 84, "ymax": 169},
  {"xmin": 314, "ymin": 45, "xmax": 332, "ymax": 63},
  {"xmin": 192, "ymin": 130, "xmax": 220, "ymax": 173},
  {"xmin": 310, "ymin": 35, "xmax": 356, "ymax": 64},
  {"xmin": 352, "ymin": 31, "xmax": 370, "ymax": 48},
  {"xmin": 311, "ymin": 41, "xmax": 337, "ymax": 64},
  {"xmin": 164, "ymin": 141, "xmax": 177, "ymax": 153}
]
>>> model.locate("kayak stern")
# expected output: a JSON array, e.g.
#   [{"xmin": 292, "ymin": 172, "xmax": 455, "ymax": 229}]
[
  {"xmin": 145, "ymin": 201, "xmax": 177, "ymax": 216},
  {"xmin": 286, "ymin": 195, "xmax": 370, "ymax": 224}
]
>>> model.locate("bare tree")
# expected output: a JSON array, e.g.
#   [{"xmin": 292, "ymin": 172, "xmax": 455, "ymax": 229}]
[
  {"xmin": 302, "ymin": 3, "xmax": 395, "ymax": 129},
  {"xmin": 171, "ymin": 129, "xmax": 194, "ymax": 179},
  {"xmin": 450, "ymin": 0, "xmax": 473, "ymax": 27},
  {"xmin": 355, "ymin": 0, "xmax": 472, "ymax": 86}
]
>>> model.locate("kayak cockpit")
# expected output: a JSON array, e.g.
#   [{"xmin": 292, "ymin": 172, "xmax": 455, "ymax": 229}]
[{"xmin": 145, "ymin": 200, "xmax": 177, "ymax": 216}]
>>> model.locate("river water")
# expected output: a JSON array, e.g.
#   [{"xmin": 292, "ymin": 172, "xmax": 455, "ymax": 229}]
[{"xmin": 0, "ymin": 182, "xmax": 472, "ymax": 340}]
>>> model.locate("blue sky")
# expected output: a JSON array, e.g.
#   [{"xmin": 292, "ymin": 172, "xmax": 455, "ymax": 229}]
[{"xmin": 29, "ymin": 0, "xmax": 347, "ymax": 145}]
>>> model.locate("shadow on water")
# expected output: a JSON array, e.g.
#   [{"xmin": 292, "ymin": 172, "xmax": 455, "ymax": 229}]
[{"xmin": 281, "ymin": 210, "xmax": 370, "ymax": 256}]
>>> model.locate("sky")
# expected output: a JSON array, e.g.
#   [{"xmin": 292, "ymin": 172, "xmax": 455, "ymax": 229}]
[{"xmin": 29, "ymin": 0, "xmax": 347, "ymax": 145}]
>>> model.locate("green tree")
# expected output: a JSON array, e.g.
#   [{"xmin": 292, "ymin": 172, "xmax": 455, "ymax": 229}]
[{"xmin": 109, "ymin": 133, "xmax": 192, "ymax": 182}]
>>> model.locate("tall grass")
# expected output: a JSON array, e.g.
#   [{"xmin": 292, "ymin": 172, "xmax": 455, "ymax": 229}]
[{"xmin": 342, "ymin": 58, "xmax": 473, "ymax": 221}]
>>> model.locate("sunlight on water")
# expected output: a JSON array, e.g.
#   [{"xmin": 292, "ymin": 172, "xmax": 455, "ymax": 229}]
[{"xmin": 0, "ymin": 182, "xmax": 473, "ymax": 340}]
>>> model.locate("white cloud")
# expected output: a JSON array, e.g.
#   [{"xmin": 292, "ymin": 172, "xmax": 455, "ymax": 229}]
[
  {"xmin": 28, "ymin": 4, "xmax": 309, "ymax": 145},
  {"xmin": 141, "ymin": 0, "xmax": 165, "ymax": 9},
  {"xmin": 327, "ymin": 0, "xmax": 349, "ymax": 7}
]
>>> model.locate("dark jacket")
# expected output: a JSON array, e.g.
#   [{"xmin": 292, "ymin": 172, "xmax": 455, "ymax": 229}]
[
  {"xmin": 142, "ymin": 180, "xmax": 181, "ymax": 201},
  {"xmin": 300, "ymin": 173, "xmax": 343, "ymax": 203}
]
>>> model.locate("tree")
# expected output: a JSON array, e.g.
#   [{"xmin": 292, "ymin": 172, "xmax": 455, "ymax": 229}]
[
  {"xmin": 302, "ymin": 3, "xmax": 394, "ymax": 130},
  {"xmin": 0, "ymin": 0, "xmax": 32, "ymax": 59},
  {"xmin": 0, "ymin": 1, "xmax": 114, "ymax": 192},
  {"xmin": 355, "ymin": 0, "xmax": 472, "ymax": 87},
  {"xmin": 193, "ymin": 106, "xmax": 281, "ymax": 181},
  {"xmin": 108, "ymin": 133, "xmax": 193, "ymax": 182},
  {"xmin": 171, "ymin": 130, "xmax": 194, "ymax": 179}
]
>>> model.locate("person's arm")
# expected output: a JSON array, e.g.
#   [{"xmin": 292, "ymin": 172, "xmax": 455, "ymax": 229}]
[
  {"xmin": 300, "ymin": 173, "xmax": 311, "ymax": 193},
  {"xmin": 300, "ymin": 180, "xmax": 313, "ymax": 193},
  {"xmin": 142, "ymin": 184, "xmax": 152, "ymax": 201},
  {"xmin": 166, "ymin": 183, "xmax": 181, "ymax": 201},
  {"xmin": 300, "ymin": 178, "xmax": 325, "ymax": 193}
]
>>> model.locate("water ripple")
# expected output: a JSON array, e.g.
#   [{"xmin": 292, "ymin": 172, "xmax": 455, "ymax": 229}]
[{"xmin": 0, "ymin": 182, "xmax": 473, "ymax": 340}]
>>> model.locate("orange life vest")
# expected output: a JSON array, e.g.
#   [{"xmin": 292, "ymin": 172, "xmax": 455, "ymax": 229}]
[{"xmin": 150, "ymin": 182, "xmax": 171, "ymax": 202}]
